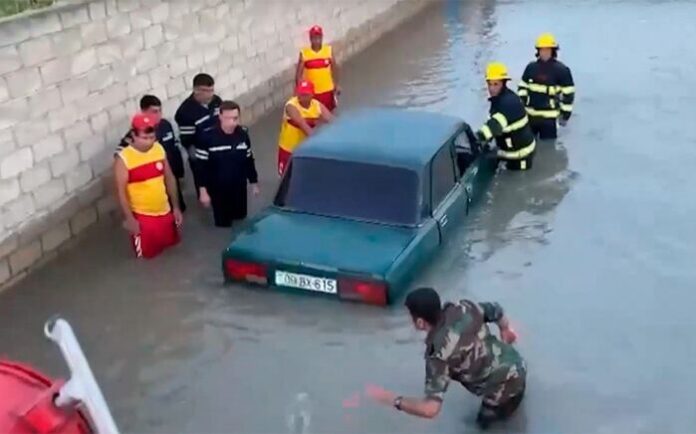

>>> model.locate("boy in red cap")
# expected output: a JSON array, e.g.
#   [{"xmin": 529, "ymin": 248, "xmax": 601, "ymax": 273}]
[
  {"xmin": 277, "ymin": 80, "xmax": 334, "ymax": 175},
  {"xmin": 295, "ymin": 25, "xmax": 340, "ymax": 112},
  {"xmin": 114, "ymin": 113, "xmax": 183, "ymax": 259}
]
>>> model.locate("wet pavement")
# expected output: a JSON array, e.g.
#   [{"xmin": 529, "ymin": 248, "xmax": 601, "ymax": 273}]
[{"xmin": 3, "ymin": 0, "xmax": 696, "ymax": 432}]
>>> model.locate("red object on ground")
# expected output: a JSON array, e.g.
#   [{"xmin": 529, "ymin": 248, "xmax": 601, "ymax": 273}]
[
  {"xmin": 314, "ymin": 90, "xmax": 337, "ymax": 113},
  {"xmin": 130, "ymin": 212, "xmax": 180, "ymax": 259},
  {"xmin": 0, "ymin": 360, "xmax": 92, "ymax": 434}
]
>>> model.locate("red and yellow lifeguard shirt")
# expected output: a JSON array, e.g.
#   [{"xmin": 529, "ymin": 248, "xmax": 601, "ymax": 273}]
[
  {"xmin": 278, "ymin": 97, "xmax": 322, "ymax": 153},
  {"xmin": 118, "ymin": 142, "xmax": 170, "ymax": 216},
  {"xmin": 301, "ymin": 44, "xmax": 334, "ymax": 94}
]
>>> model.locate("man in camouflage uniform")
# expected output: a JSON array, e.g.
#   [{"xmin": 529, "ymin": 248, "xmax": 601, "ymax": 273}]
[{"xmin": 366, "ymin": 287, "xmax": 527, "ymax": 429}]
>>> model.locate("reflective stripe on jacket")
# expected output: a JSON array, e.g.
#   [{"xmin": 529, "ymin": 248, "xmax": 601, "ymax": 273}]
[
  {"xmin": 518, "ymin": 59, "xmax": 575, "ymax": 120},
  {"xmin": 477, "ymin": 87, "xmax": 536, "ymax": 161}
]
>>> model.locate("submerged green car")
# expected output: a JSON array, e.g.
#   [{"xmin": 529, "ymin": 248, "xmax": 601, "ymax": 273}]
[{"xmin": 222, "ymin": 108, "xmax": 497, "ymax": 306}]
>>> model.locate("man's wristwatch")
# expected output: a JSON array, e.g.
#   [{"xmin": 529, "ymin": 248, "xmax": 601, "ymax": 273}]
[{"xmin": 393, "ymin": 396, "xmax": 403, "ymax": 411}]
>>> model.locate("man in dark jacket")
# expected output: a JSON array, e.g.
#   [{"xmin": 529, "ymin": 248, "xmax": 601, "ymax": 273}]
[
  {"xmin": 195, "ymin": 100, "xmax": 260, "ymax": 227},
  {"xmin": 174, "ymin": 73, "xmax": 223, "ymax": 198},
  {"xmin": 517, "ymin": 33, "xmax": 575, "ymax": 139},
  {"xmin": 476, "ymin": 62, "xmax": 536, "ymax": 171},
  {"xmin": 117, "ymin": 95, "xmax": 186, "ymax": 211}
]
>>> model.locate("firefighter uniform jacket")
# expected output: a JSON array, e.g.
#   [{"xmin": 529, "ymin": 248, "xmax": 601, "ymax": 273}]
[
  {"xmin": 174, "ymin": 94, "xmax": 222, "ymax": 193},
  {"xmin": 517, "ymin": 59, "xmax": 575, "ymax": 121},
  {"xmin": 174, "ymin": 94, "xmax": 223, "ymax": 153},
  {"xmin": 476, "ymin": 87, "xmax": 536, "ymax": 161},
  {"xmin": 195, "ymin": 125, "xmax": 258, "ymax": 224},
  {"xmin": 116, "ymin": 119, "xmax": 184, "ymax": 179}
]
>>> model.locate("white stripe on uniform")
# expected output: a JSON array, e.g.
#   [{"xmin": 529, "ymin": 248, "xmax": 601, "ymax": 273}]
[
  {"xmin": 209, "ymin": 145, "xmax": 233, "ymax": 152},
  {"xmin": 194, "ymin": 115, "xmax": 211, "ymax": 125}
]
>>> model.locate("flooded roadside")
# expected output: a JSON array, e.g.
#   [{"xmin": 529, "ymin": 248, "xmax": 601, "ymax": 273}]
[{"xmin": 3, "ymin": 1, "xmax": 696, "ymax": 432}]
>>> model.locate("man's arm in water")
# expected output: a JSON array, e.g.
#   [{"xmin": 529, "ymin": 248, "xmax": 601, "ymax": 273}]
[
  {"xmin": 395, "ymin": 396, "xmax": 442, "ymax": 419},
  {"xmin": 366, "ymin": 356, "xmax": 448, "ymax": 419}
]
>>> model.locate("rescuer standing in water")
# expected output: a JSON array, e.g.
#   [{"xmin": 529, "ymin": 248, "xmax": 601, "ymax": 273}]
[
  {"xmin": 476, "ymin": 62, "xmax": 536, "ymax": 171},
  {"xmin": 517, "ymin": 33, "xmax": 575, "ymax": 139},
  {"xmin": 277, "ymin": 80, "xmax": 334, "ymax": 175},
  {"xmin": 175, "ymin": 73, "xmax": 222, "ymax": 198},
  {"xmin": 114, "ymin": 114, "xmax": 183, "ymax": 259},
  {"xmin": 116, "ymin": 95, "xmax": 186, "ymax": 212},
  {"xmin": 295, "ymin": 25, "xmax": 340, "ymax": 112},
  {"xmin": 366, "ymin": 288, "xmax": 527, "ymax": 430},
  {"xmin": 195, "ymin": 101, "xmax": 260, "ymax": 227}
]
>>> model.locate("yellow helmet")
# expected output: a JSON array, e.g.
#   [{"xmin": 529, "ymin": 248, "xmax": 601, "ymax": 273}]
[
  {"xmin": 485, "ymin": 62, "xmax": 510, "ymax": 81},
  {"xmin": 535, "ymin": 33, "xmax": 558, "ymax": 49}
]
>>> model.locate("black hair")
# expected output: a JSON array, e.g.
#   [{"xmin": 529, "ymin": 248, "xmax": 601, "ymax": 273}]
[
  {"xmin": 220, "ymin": 100, "xmax": 241, "ymax": 113},
  {"xmin": 193, "ymin": 73, "xmax": 215, "ymax": 87},
  {"xmin": 404, "ymin": 287, "xmax": 442, "ymax": 326},
  {"xmin": 139, "ymin": 94, "xmax": 161, "ymax": 110}
]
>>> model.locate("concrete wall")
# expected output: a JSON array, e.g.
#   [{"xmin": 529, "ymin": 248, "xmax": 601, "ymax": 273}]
[{"xmin": 0, "ymin": 0, "xmax": 431, "ymax": 289}]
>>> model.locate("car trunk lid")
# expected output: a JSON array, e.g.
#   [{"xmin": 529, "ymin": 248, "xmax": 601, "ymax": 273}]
[{"xmin": 226, "ymin": 209, "xmax": 416, "ymax": 275}]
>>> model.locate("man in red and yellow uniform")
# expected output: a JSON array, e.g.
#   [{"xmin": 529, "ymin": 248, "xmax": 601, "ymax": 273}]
[
  {"xmin": 277, "ymin": 80, "xmax": 334, "ymax": 175},
  {"xmin": 114, "ymin": 113, "xmax": 183, "ymax": 259},
  {"xmin": 295, "ymin": 25, "xmax": 340, "ymax": 112}
]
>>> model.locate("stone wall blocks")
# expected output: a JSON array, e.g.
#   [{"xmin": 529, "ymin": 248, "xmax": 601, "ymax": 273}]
[
  {"xmin": 0, "ymin": 147, "xmax": 33, "ymax": 180},
  {"xmin": 18, "ymin": 36, "xmax": 55, "ymax": 67},
  {"xmin": 70, "ymin": 207, "xmax": 97, "ymax": 235},
  {"xmin": 59, "ymin": 5, "xmax": 90, "ymax": 29},
  {"xmin": 9, "ymin": 240, "xmax": 42, "ymax": 274}
]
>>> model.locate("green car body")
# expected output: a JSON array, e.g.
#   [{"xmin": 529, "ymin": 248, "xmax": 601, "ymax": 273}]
[{"xmin": 222, "ymin": 108, "xmax": 497, "ymax": 306}]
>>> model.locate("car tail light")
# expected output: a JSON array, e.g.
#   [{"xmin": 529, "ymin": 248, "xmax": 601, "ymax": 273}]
[
  {"xmin": 338, "ymin": 278, "xmax": 388, "ymax": 306},
  {"xmin": 225, "ymin": 259, "xmax": 268, "ymax": 284}
]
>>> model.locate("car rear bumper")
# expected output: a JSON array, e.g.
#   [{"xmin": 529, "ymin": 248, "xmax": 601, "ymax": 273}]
[{"xmin": 221, "ymin": 255, "xmax": 390, "ymax": 306}]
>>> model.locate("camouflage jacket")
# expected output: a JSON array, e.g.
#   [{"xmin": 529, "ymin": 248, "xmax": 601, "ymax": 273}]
[{"xmin": 424, "ymin": 299, "xmax": 526, "ymax": 402}]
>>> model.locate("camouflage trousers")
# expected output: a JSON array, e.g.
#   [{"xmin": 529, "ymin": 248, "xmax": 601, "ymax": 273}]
[{"xmin": 478, "ymin": 361, "xmax": 527, "ymax": 424}]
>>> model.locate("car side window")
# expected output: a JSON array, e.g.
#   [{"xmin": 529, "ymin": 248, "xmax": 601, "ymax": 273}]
[
  {"xmin": 454, "ymin": 124, "xmax": 479, "ymax": 177},
  {"xmin": 431, "ymin": 144, "xmax": 457, "ymax": 210}
]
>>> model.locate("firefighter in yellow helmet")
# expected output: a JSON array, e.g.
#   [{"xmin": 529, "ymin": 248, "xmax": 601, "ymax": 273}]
[
  {"xmin": 517, "ymin": 33, "xmax": 575, "ymax": 139},
  {"xmin": 475, "ymin": 62, "xmax": 536, "ymax": 171}
]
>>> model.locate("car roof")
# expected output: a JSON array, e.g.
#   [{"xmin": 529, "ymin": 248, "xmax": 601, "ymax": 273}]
[{"xmin": 293, "ymin": 107, "xmax": 465, "ymax": 170}]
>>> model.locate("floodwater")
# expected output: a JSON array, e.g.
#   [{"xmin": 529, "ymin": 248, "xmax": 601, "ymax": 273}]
[{"xmin": 3, "ymin": 0, "xmax": 696, "ymax": 432}]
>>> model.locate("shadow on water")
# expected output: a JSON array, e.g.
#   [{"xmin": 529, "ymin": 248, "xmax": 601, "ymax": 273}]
[
  {"xmin": 411, "ymin": 139, "xmax": 577, "ymax": 298},
  {"xmin": 470, "ymin": 140, "xmax": 577, "ymax": 262}
]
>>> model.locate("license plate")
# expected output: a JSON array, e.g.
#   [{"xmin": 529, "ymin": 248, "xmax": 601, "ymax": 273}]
[{"xmin": 275, "ymin": 271, "xmax": 337, "ymax": 294}]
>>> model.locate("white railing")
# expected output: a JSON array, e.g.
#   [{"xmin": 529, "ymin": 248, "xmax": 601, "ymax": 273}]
[{"xmin": 44, "ymin": 316, "xmax": 120, "ymax": 434}]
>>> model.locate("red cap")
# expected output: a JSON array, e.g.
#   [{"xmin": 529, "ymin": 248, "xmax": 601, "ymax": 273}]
[
  {"xmin": 131, "ymin": 113, "xmax": 156, "ymax": 131},
  {"xmin": 309, "ymin": 25, "xmax": 323, "ymax": 37},
  {"xmin": 296, "ymin": 80, "xmax": 315, "ymax": 95}
]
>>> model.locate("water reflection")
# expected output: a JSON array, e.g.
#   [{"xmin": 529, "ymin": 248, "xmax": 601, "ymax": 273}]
[{"xmin": 471, "ymin": 139, "xmax": 577, "ymax": 262}]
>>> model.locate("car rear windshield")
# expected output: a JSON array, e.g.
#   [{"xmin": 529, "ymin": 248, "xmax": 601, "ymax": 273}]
[{"xmin": 274, "ymin": 157, "xmax": 421, "ymax": 226}]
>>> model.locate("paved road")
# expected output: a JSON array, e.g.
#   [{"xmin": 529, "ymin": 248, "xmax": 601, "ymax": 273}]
[{"xmin": 2, "ymin": 0, "xmax": 696, "ymax": 432}]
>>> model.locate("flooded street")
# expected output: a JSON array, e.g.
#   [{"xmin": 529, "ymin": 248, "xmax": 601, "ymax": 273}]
[{"xmin": 3, "ymin": 0, "xmax": 696, "ymax": 432}]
